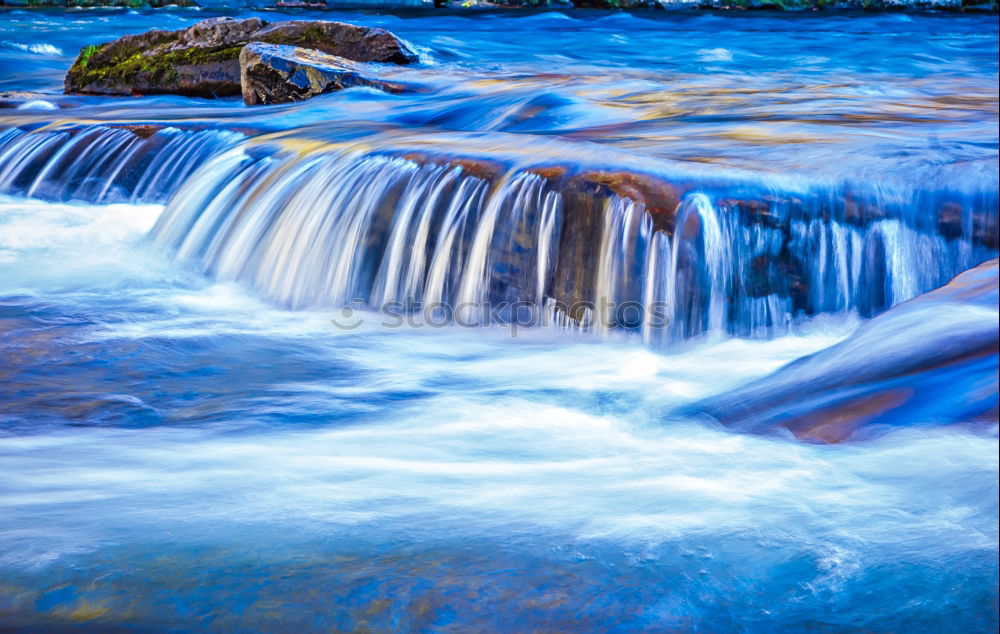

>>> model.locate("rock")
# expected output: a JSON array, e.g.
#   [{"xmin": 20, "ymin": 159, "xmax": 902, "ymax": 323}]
[
  {"xmin": 682, "ymin": 258, "xmax": 999, "ymax": 443},
  {"xmin": 251, "ymin": 21, "xmax": 417, "ymax": 65},
  {"xmin": 64, "ymin": 17, "xmax": 264, "ymax": 97},
  {"xmin": 240, "ymin": 43, "xmax": 406, "ymax": 106},
  {"xmin": 574, "ymin": 171, "xmax": 683, "ymax": 234},
  {"xmin": 64, "ymin": 17, "xmax": 416, "ymax": 98}
]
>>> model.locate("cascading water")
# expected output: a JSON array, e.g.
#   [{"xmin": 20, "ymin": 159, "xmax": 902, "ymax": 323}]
[
  {"xmin": 453, "ymin": 171, "xmax": 563, "ymax": 325},
  {"xmin": 0, "ymin": 124, "xmax": 243, "ymax": 203},
  {"xmin": 591, "ymin": 196, "xmax": 651, "ymax": 336},
  {"xmin": 1, "ymin": 10, "xmax": 997, "ymax": 632},
  {"xmin": 1, "ymin": 115, "xmax": 993, "ymax": 345},
  {"xmin": 150, "ymin": 138, "xmax": 998, "ymax": 346}
]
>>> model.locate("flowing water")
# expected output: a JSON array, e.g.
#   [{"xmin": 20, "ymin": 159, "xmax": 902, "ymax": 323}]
[{"xmin": 0, "ymin": 8, "xmax": 998, "ymax": 631}]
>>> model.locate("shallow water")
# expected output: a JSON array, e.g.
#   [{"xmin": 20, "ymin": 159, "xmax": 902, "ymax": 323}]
[
  {"xmin": 2, "ymin": 9, "xmax": 998, "ymax": 182},
  {"xmin": 0, "ymin": 195, "xmax": 997, "ymax": 631},
  {"xmin": 0, "ymin": 8, "xmax": 998, "ymax": 632}
]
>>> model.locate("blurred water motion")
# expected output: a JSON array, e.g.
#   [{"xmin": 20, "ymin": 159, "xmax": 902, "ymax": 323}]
[
  {"xmin": 2, "ymin": 11, "xmax": 997, "ymax": 177},
  {"xmin": 686, "ymin": 258, "xmax": 999, "ymax": 442},
  {"xmin": 0, "ymin": 8, "xmax": 997, "ymax": 632}
]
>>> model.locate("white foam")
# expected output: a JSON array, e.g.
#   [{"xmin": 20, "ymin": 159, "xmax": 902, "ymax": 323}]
[
  {"xmin": 0, "ymin": 41, "xmax": 63, "ymax": 56},
  {"xmin": 696, "ymin": 48, "xmax": 734, "ymax": 62},
  {"xmin": 15, "ymin": 100, "xmax": 58, "ymax": 111}
]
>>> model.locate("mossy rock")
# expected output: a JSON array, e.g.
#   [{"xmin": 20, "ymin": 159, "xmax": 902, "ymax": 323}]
[{"xmin": 64, "ymin": 17, "xmax": 417, "ymax": 98}]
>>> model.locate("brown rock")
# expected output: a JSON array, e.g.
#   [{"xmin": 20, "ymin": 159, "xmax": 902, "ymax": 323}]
[
  {"xmin": 64, "ymin": 18, "xmax": 263, "ymax": 97},
  {"xmin": 240, "ymin": 43, "xmax": 406, "ymax": 106},
  {"xmin": 401, "ymin": 153, "xmax": 505, "ymax": 182},
  {"xmin": 252, "ymin": 21, "xmax": 417, "ymax": 66},
  {"xmin": 574, "ymin": 170, "xmax": 683, "ymax": 234},
  {"xmin": 64, "ymin": 17, "xmax": 417, "ymax": 98}
]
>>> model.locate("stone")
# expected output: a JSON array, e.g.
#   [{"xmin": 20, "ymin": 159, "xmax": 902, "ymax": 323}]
[
  {"xmin": 64, "ymin": 17, "xmax": 416, "ymax": 98},
  {"xmin": 240, "ymin": 43, "xmax": 406, "ymax": 106},
  {"xmin": 64, "ymin": 17, "xmax": 263, "ymax": 97},
  {"xmin": 251, "ymin": 21, "xmax": 417, "ymax": 65},
  {"xmin": 681, "ymin": 258, "xmax": 999, "ymax": 443},
  {"xmin": 574, "ymin": 170, "xmax": 683, "ymax": 234}
]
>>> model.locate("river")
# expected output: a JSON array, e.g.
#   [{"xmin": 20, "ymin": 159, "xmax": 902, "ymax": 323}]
[{"xmin": 0, "ymin": 8, "xmax": 997, "ymax": 631}]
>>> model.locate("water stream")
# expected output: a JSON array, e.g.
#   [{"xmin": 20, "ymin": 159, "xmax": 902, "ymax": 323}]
[{"xmin": 0, "ymin": 8, "xmax": 997, "ymax": 631}]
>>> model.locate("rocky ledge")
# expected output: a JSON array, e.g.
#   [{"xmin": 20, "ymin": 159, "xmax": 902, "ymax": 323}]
[
  {"xmin": 683, "ymin": 258, "xmax": 999, "ymax": 443},
  {"xmin": 64, "ymin": 17, "xmax": 417, "ymax": 99}
]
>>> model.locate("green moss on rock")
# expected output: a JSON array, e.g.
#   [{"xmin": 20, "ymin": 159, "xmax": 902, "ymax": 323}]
[
  {"xmin": 64, "ymin": 17, "xmax": 418, "ymax": 98},
  {"xmin": 78, "ymin": 45, "xmax": 98, "ymax": 69}
]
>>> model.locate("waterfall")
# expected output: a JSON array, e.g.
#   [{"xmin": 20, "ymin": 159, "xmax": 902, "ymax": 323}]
[
  {"xmin": 1, "ymin": 127, "xmax": 993, "ymax": 345},
  {"xmin": 667, "ymin": 193, "xmax": 731, "ymax": 340},
  {"xmin": 0, "ymin": 125, "xmax": 243, "ymax": 203},
  {"xmin": 592, "ymin": 196, "xmax": 651, "ymax": 335},
  {"xmin": 454, "ymin": 172, "xmax": 562, "ymax": 325},
  {"xmin": 148, "ymin": 140, "xmax": 998, "ymax": 345}
]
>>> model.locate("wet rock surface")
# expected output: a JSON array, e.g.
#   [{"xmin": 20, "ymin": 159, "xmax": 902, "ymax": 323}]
[
  {"xmin": 64, "ymin": 17, "xmax": 416, "ymax": 98},
  {"xmin": 251, "ymin": 21, "xmax": 418, "ymax": 65},
  {"xmin": 240, "ymin": 43, "xmax": 406, "ymax": 106},
  {"xmin": 684, "ymin": 258, "xmax": 1000, "ymax": 443},
  {"xmin": 64, "ymin": 17, "xmax": 263, "ymax": 97}
]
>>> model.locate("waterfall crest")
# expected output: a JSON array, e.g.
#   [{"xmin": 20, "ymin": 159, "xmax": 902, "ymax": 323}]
[
  {"xmin": 0, "ymin": 125, "xmax": 243, "ymax": 203},
  {"xmin": 2, "ymin": 124, "xmax": 994, "ymax": 344},
  {"xmin": 149, "ymin": 140, "xmax": 998, "ymax": 345}
]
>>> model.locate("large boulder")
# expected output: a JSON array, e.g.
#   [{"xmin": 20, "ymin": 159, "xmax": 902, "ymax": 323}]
[
  {"xmin": 682, "ymin": 258, "xmax": 999, "ymax": 443},
  {"xmin": 240, "ymin": 42, "xmax": 405, "ymax": 106},
  {"xmin": 64, "ymin": 17, "xmax": 417, "ymax": 98},
  {"xmin": 64, "ymin": 17, "xmax": 263, "ymax": 97},
  {"xmin": 251, "ymin": 21, "xmax": 417, "ymax": 65}
]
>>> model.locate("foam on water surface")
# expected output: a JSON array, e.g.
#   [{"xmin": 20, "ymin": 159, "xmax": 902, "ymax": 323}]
[{"xmin": 0, "ymin": 193, "xmax": 995, "ymax": 631}]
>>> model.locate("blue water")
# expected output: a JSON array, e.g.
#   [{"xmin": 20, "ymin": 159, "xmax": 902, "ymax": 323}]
[
  {"xmin": 3, "ymin": 9, "xmax": 998, "ymax": 183},
  {"xmin": 0, "ymin": 9, "xmax": 998, "ymax": 632}
]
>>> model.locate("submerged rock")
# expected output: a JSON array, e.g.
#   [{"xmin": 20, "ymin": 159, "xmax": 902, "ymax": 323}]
[
  {"xmin": 64, "ymin": 17, "xmax": 416, "ymax": 98},
  {"xmin": 683, "ymin": 258, "xmax": 999, "ymax": 443},
  {"xmin": 240, "ymin": 43, "xmax": 406, "ymax": 106},
  {"xmin": 0, "ymin": 91, "xmax": 85, "ymax": 110}
]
